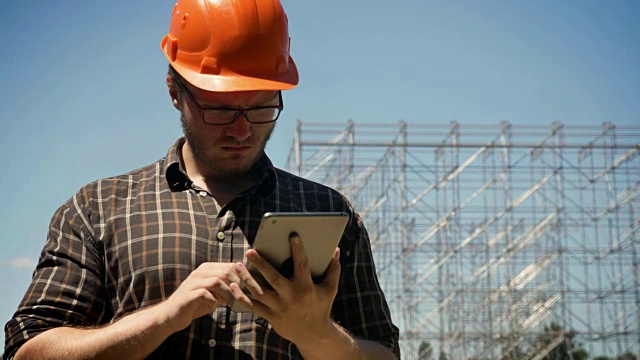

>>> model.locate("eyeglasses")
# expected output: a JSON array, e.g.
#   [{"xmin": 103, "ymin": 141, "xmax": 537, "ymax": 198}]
[{"xmin": 177, "ymin": 82, "xmax": 283, "ymax": 125}]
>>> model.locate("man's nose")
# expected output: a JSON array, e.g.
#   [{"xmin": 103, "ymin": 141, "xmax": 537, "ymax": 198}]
[{"xmin": 225, "ymin": 114, "xmax": 252, "ymax": 141}]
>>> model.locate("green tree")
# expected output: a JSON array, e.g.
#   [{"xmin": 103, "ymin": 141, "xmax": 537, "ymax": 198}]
[
  {"xmin": 617, "ymin": 352, "xmax": 639, "ymax": 360},
  {"xmin": 533, "ymin": 322, "xmax": 589, "ymax": 360},
  {"xmin": 418, "ymin": 341, "xmax": 433, "ymax": 360},
  {"xmin": 500, "ymin": 345, "xmax": 527, "ymax": 360},
  {"xmin": 572, "ymin": 347, "xmax": 589, "ymax": 360},
  {"xmin": 593, "ymin": 352, "xmax": 638, "ymax": 360}
]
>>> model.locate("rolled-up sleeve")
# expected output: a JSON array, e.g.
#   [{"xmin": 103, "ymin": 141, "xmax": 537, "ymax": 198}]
[
  {"xmin": 4, "ymin": 193, "xmax": 106, "ymax": 357},
  {"xmin": 333, "ymin": 211, "xmax": 401, "ymax": 359}
]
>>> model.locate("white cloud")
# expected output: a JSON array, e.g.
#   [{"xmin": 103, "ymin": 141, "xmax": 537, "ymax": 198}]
[{"xmin": 8, "ymin": 257, "xmax": 37, "ymax": 270}]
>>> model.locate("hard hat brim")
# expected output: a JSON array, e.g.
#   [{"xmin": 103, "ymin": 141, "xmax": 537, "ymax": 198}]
[{"xmin": 162, "ymin": 40, "xmax": 299, "ymax": 92}]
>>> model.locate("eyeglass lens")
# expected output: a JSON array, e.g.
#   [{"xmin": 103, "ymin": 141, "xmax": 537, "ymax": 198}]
[{"xmin": 202, "ymin": 108, "xmax": 280, "ymax": 125}]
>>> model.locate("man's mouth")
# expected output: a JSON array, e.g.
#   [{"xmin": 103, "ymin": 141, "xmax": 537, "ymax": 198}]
[{"xmin": 221, "ymin": 145, "xmax": 251, "ymax": 152}]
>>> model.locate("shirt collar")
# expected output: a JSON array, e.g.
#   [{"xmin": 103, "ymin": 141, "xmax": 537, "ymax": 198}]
[{"xmin": 163, "ymin": 137, "xmax": 277, "ymax": 198}]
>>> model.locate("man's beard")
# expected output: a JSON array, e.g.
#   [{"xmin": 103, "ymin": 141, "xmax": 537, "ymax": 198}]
[{"xmin": 180, "ymin": 112, "xmax": 274, "ymax": 179}]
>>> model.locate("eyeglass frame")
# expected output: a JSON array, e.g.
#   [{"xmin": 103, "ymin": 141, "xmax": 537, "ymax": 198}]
[{"xmin": 177, "ymin": 82, "xmax": 283, "ymax": 125}]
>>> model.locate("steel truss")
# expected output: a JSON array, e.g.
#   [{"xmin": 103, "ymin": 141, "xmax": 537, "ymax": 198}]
[{"xmin": 286, "ymin": 121, "xmax": 640, "ymax": 359}]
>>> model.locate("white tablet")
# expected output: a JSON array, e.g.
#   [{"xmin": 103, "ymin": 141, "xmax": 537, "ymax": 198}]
[{"xmin": 231, "ymin": 211, "xmax": 349, "ymax": 312}]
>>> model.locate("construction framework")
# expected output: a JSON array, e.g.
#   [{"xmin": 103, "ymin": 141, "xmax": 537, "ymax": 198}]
[{"xmin": 286, "ymin": 121, "xmax": 640, "ymax": 359}]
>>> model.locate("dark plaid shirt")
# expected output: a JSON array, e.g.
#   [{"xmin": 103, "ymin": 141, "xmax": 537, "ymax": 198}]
[{"xmin": 4, "ymin": 138, "xmax": 400, "ymax": 359}]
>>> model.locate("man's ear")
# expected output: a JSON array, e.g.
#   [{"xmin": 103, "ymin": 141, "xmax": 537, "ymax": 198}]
[{"xmin": 167, "ymin": 74, "xmax": 180, "ymax": 110}]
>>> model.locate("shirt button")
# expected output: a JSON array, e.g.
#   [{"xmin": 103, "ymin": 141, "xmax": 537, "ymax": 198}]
[
  {"xmin": 208, "ymin": 339, "xmax": 216, "ymax": 347},
  {"xmin": 216, "ymin": 231, "xmax": 225, "ymax": 241},
  {"xmin": 199, "ymin": 191, "xmax": 208, "ymax": 197}
]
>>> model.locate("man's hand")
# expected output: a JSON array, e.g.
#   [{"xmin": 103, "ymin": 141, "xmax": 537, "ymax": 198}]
[
  {"xmin": 238, "ymin": 234, "xmax": 341, "ymax": 344},
  {"xmin": 156, "ymin": 261, "xmax": 262, "ymax": 332},
  {"xmin": 14, "ymin": 262, "xmax": 264, "ymax": 360},
  {"xmin": 236, "ymin": 235, "xmax": 397, "ymax": 360}
]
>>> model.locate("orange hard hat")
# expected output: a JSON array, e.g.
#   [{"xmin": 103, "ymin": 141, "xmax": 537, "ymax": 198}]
[{"xmin": 161, "ymin": 0, "xmax": 298, "ymax": 92}]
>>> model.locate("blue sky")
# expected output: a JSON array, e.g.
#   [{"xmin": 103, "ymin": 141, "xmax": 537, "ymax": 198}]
[{"xmin": 1, "ymin": 0, "xmax": 639, "ymax": 340}]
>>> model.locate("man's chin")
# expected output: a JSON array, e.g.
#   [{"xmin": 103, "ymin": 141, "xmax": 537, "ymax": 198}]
[
  {"xmin": 206, "ymin": 157, "xmax": 256, "ymax": 178},
  {"xmin": 214, "ymin": 165, "xmax": 251, "ymax": 178}
]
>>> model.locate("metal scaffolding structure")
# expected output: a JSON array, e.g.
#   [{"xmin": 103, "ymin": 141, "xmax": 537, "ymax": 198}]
[{"xmin": 286, "ymin": 121, "xmax": 640, "ymax": 359}]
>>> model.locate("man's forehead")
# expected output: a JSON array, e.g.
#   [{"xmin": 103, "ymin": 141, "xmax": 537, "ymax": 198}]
[{"xmin": 187, "ymin": 83, "xmax": 279, "ymax": 107}]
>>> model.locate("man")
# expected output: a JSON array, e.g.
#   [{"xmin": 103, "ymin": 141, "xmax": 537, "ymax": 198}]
[{"xmin": 4, "ymin": 0, "xmax": 400, "ymax": 359}]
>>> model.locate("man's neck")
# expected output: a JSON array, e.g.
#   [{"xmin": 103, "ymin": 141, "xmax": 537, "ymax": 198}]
[{"xmin": 193, "ymin": 175, "xmax": 255, "ymax": 206}]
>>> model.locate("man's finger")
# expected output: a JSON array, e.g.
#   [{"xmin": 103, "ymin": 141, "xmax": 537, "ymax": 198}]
[
  {"xmin": 246, "ymin": 249, "xmax": 288, "ymax": 292},
  {"xmin": 200, "ymin": 277, "xmax": 234, "ymax": 306},
  {"xmin": 191, "ymin": 262, "xmax": 242, "ymax": 286},
  {"xmin": 289, "ymin": 233, "xmax": 312, "ymax": 284},
  {"xmin": 321, "ymin": 247, "xmax": 341, "ymax": 291},
  {"xmin": 233, "ymin": 262, "xmax": 263, "ymax": 296}
]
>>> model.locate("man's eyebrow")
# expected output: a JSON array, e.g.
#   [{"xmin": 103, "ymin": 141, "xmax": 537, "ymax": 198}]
[{"xmin": 201, "ymin": 92, "xmax": 279, "ymax": 109}]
